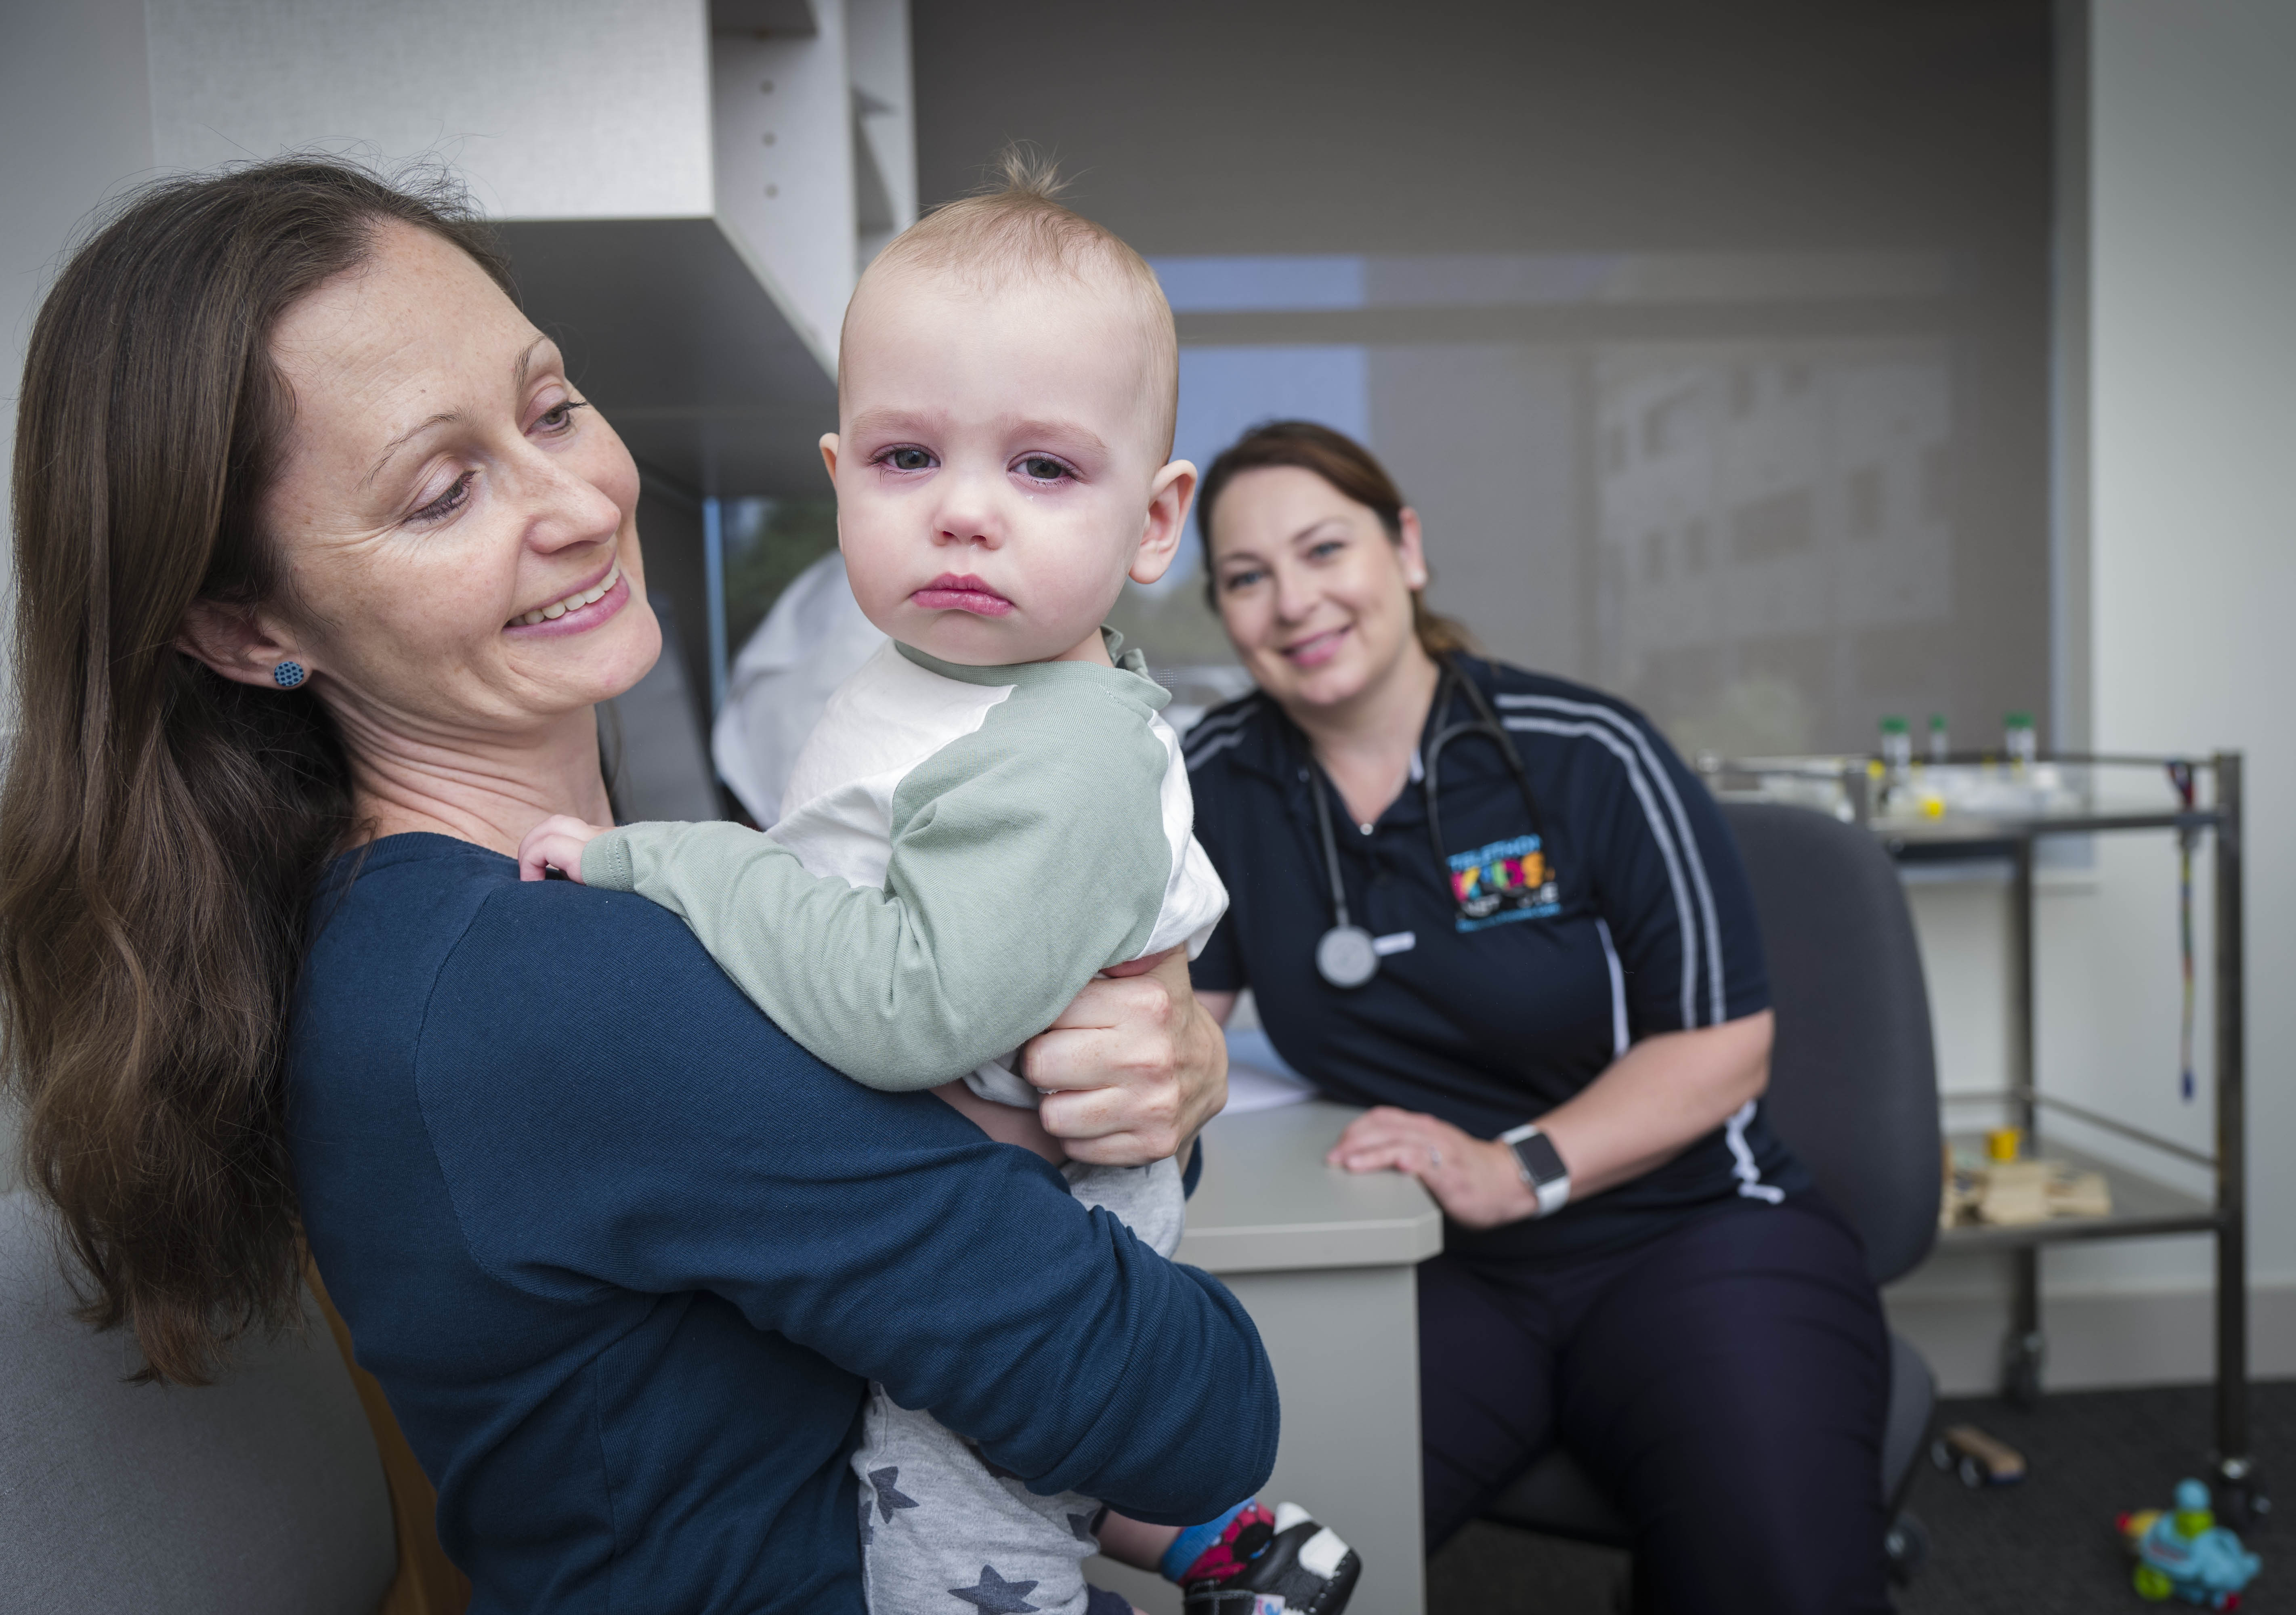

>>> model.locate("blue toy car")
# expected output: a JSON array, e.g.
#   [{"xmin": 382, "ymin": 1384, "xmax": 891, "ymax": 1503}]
[{"xmin": 2119, "ymin": 1479, "xmax": 2262, "ymax": 1608}]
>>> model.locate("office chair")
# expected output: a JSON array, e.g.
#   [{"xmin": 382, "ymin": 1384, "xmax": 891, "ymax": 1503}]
[
  {"xmin": 1482, "ymin": 800, "xmax": 1941, "ymax": 1586},
  {"xmin": 0, "ymin": 1189, "xmax": 396, "ymax": 1615}
]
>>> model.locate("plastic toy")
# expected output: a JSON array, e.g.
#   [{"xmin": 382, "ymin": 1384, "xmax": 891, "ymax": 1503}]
[
  {"xmin": 2118, "ymin": 1479, "xmax": 2261, "ymax": 1607},
  {"xmin": 1931, "ymin": 1423, "xmax": 2027, "ymax": 1488}
]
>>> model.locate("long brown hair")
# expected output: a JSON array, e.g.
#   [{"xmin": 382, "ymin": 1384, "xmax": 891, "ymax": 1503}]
[
  {"xmin": 0, "ymin": 158, "xmax": 514, "ymax": 1384},
  {"xmin": 1195, "ymin": 419, "xmax": 1476, "ymax": 657}
]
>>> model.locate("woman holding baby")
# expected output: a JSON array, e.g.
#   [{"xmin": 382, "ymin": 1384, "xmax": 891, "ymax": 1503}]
[
  {"xmin": 0, "ymin": 159, "xmax": 1271, "ymax": 1614},
  {"xmin": 1184, "ymin": 421, "xmax": 1896, "ymax": 1613}
]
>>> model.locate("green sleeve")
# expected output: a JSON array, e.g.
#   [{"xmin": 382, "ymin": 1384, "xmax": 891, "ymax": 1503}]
[{"xmin": 583, "ymin": 680, "xmax": 1174, "ymax": 1091}]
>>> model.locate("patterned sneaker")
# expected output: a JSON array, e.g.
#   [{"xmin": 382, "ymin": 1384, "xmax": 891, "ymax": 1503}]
[{"xmin": 1181, "ymin": 1503, "xmax": 1360, "ymax": 1615}]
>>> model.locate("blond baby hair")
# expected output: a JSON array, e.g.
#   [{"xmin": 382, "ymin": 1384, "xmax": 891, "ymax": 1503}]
[{"xmin": 845, "ymin": 145, "xmax": 1180, "ymax": 457}]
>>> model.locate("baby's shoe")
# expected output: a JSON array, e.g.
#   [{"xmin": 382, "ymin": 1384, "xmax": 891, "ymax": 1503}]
[{"xmin": 1180, "ymin": 1501, "xmax": 1360, "ymax": 1615}]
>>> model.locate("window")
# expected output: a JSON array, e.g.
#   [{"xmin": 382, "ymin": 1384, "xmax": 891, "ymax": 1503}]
[{"xmin": 941, "ymin": 2, "xmax": 2055, "ymax": 757}]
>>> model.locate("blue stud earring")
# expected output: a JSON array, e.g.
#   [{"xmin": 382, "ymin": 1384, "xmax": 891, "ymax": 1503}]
[{"xmin": 272, "ymin": 661, "xmax": 307, "ymax": 689}]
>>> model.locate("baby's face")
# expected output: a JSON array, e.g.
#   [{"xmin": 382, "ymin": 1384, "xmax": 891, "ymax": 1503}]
[{"xmin": 824, "ymin": 266, "xmax": 1188, "ymax": 665}]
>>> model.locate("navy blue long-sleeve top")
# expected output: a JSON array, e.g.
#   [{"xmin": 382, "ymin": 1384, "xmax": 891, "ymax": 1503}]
[{"xmin": 288, "ymin": 833, "xmax": 1277, "ymax": 1614}]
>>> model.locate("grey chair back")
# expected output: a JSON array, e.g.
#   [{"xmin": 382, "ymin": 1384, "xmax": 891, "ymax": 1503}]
[
  {"xmin": 0, "ymin": 1190, "xmax": 395, "ymax": 1615},
  {"xmin": 1719, "ymin": 801, "xmax": 1941, "ymax": 1285}
]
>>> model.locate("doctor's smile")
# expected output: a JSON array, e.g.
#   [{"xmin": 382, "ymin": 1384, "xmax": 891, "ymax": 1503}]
[{"xmin": 1281, "ymin": 625, "xmax": 1351, "ymax": 667}]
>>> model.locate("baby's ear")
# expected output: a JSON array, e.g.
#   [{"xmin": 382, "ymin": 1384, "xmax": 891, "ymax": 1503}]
[
  {"xmin": 818, "ymin": 433, "xmax": 842, "ymax": 484},
  {"xmin": 1131, "ymin": 459, "xmax": 1198, "ymax": 586}
]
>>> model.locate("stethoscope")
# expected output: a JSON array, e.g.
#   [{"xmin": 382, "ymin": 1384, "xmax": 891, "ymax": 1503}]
[{"xmin": 1299, "ymin": 657, "xmax": 1554, "ymax": 989}]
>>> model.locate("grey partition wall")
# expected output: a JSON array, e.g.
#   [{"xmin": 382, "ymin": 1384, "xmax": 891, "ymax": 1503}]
[{"xmin": 0, "ymin": 1193, "xmax": 395, "ymax": 1615}]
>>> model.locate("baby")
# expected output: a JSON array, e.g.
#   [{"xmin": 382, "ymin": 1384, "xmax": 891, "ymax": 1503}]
[{"xmin": 519, "ymin": 157, "xmax": 1358, "ymax": 1615}]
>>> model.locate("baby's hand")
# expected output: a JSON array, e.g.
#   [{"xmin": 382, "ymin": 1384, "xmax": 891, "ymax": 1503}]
[{"xmin": 518, "ymin": 814, "xmax": 609, "ymax": 883}]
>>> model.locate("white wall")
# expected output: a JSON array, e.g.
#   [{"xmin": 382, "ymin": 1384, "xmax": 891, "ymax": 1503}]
[
  {"xmin": 714, "ymin": 8, "xmax": 856, "ymax": 365},
  {"xmin": 2087, "ymin": 0, "xmax": 2296, "ymax": 1311},
  {"xmin": 144, "ymin": 0, "xmax": 714, "ymax": 218},
  {"xmin": 1885, "ymin": 0, "xmax": 2296, "ymax": 1393},
  {"xmin": 0, "ymin": 0, "xmax": 158, "ymax": 1191},
  {"xmin": 1, "ymin": 0, "xmax": 155, "ymax": 712}
]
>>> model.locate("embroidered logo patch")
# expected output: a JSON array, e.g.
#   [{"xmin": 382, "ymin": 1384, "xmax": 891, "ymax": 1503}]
[{"xmin": 1448, "ymin": 834, "xmax": 1561, "ymax": 931}]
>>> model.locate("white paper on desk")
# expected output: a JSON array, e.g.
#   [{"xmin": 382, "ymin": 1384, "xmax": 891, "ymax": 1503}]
[{"xmin": 1222, "ymin": 1027, "xmax": 1318, "ymax": 1114}]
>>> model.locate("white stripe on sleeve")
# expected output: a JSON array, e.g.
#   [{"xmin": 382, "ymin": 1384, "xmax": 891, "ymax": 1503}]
[
  {"xmin": 1500, "ymin": 693, "xmax": 1727, "ymax": 1025},
  {"xmin": 1723, "ymin": 1099, "xmax": 1786, "ymax": 1203},
  {"xmin": 1503, "ymin": 716, "xmax": 1700, "ymax": 1030},
  {"xmin": 1183, "ymin": 728, "xmax": 1249, "ymax": 772},
  {"xmin": 1595, "ymin": 917, "xmax": 1629, "ymax": 1059}
]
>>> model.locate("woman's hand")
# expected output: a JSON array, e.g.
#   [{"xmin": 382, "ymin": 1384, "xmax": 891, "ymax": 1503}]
[
  {"xmin": 1025, "ymin": 947, "xmax": 1228, "ymax": 1168},
  {"xmin": 1327, "ymin": 1107, "xmax": 1539, "ymax": 1230},
  {"xmin": 1328, "ymin": 1012, "xmax": 1777, "ymax": 1229}
]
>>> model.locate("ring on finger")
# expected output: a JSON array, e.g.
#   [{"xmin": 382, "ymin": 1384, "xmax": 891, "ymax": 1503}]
[{"xmin": 1428, "ymin": 1147, "xmax": 1443, "ymax": 1169}]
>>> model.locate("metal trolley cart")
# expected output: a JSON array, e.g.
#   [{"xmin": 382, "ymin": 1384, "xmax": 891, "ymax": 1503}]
[{"xmin": 1700, "ymin": 749, "xmax": 2262, "ymax": 1527}]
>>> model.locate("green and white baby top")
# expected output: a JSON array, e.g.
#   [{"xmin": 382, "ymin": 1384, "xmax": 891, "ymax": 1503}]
[
  {"xmin": 588, "ymin": 631, "xmax": 1228, "ymax": 1615},
  {"xmin": 583, "ymin": 630, "xmax": 1229, "ymax": 1110}
]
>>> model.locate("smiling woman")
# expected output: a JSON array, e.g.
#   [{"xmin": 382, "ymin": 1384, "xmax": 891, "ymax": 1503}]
[
  {"xmin": 176, "ymin": 219, "xmax": 662, "ymax": 837},
  {"xmin": 0, "ymin": 161, "xmax": 563, "ymax": 1384},
  {"xmin": 1182, "ymin": 419, "xmax": 1895, "ymax": 1613},
  {"xmin": 0, "ymin": 157, "xmax": 1263, "ymax": 1614}
]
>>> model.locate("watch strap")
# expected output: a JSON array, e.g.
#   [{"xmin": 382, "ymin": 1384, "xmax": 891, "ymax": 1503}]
[{"xmin": 1498, "ymin": 1122, "xmax": 1572, "ymax": 1217}]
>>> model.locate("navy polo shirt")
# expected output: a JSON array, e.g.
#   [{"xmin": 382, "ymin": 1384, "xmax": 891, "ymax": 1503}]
[{"xmin": 1185, "ymin": 656, "xmax": 1809, "ymax": 1264}]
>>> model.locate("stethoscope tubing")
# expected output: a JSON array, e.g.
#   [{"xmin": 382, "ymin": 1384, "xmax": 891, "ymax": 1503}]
[{"xmin": 1299, "ymin": 656, "xmax": 1549, "ymax": 989}]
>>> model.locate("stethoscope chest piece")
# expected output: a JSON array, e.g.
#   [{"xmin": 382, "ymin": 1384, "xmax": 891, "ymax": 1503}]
[
  {"xmin": 1316, "ymin": 924, "xmax": 1381, "ymax": 990},
  {"xmin": 1295, "ymin": 657, "xmax": 1555, "ymax": 992}
]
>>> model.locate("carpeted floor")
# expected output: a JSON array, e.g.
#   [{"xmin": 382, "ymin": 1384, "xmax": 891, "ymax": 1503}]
[{"xmin": 1426, "ymin": 1378, "xmax": 2291, "ymax": 1613}]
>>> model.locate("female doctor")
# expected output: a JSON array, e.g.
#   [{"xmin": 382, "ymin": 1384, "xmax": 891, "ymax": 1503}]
[{"xmin": 1182, "ymin": 422, "xmax": 1892, "ymax": 1613}]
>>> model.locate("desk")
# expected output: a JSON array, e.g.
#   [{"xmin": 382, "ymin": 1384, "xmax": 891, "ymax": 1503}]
[{"xmin": 1086, "ymin": 1101, "xmax": 1443, "ymax": 1615}]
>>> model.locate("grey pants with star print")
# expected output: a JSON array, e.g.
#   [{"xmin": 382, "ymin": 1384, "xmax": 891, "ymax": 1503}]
[{"xmin": 852, "ymin": 1156, "xmax": 1186, "ymax": 1615}]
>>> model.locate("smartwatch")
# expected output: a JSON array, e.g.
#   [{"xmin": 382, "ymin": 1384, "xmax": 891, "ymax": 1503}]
[{"xmin": 1498, "ymin": 1122, "xmax": 1572, "ymax": 1218}]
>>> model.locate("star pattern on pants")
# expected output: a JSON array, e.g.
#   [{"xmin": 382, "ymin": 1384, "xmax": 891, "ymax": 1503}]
[
  {"xmin": 1065, "ymin": 1510, "xmax": 1097, "ymax": 1542},
  {"xmin": 947, "ymin": 1564, "xmax": 1041, "ymax": 1611},
  {"xmin": 867, "ymin": 1465, "xmax": 920, "ymax": 1524}
]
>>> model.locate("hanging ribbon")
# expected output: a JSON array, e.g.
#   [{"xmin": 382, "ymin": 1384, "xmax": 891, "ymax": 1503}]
[{"xmin": 2169, "ymin": 761, "xmax": 2197, "ymax": 1103}]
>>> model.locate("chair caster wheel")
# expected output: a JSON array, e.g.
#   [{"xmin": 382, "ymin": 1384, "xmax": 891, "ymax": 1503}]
[{"xmin": 1885, "ymin": 1510, "xmax": 1930, "ymax": 1585}]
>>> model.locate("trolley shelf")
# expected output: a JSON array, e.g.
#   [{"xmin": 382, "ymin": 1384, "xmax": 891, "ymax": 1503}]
[
  {"xmin": 1700, "ymin": 748, "xmax": 2261, "ymax": 1526},
  {"xmin": 1879, "ymin": 807, "xmax": 2223, "ymax": 852},
  {"xmin": 1937, "ymin": 1135, "xmax": 2220, "ymax": 1252}
]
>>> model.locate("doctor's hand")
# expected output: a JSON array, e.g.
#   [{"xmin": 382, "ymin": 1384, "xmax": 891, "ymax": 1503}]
[
  {"xmin": 1024, "ymin": 946, "xmax": 1228, "ymax": 1169},
  {"xmin": 1328, "ymin": 1107, "xmax": 1542, "ymax": 1230}
]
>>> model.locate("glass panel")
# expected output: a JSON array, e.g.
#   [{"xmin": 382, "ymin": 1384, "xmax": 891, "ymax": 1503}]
[
  {"xmin": 1107, "ymin": 249, "xmax": 2038, "ymax": 757},
  {"xmin": 912, "ymin": 1, "xmax": 2055, "ymax": 759},
  {"xmin": 719, "ymin": 495, "xmax": 840, "ymax": 657}
]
